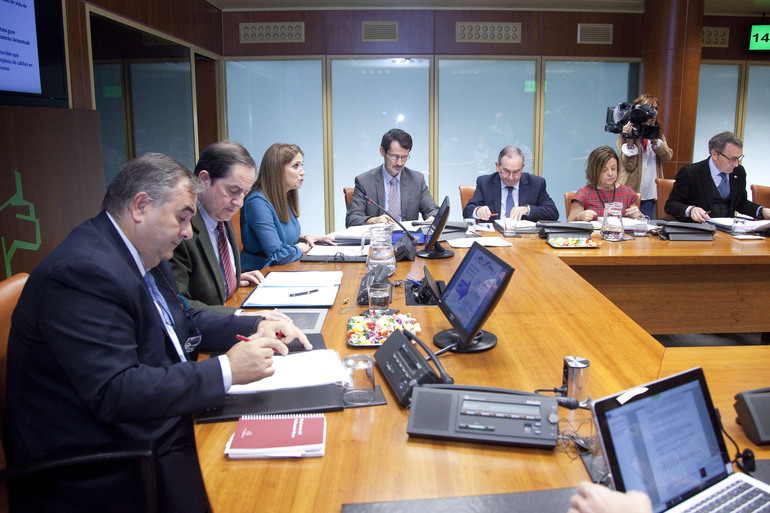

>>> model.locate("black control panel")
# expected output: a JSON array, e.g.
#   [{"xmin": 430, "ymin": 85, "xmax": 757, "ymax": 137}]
[
  {"xmin": 407, "ymin": 385, "xmax": 560, "ymax": 449},
  {"xmin": 374, "ymin": 330, "xmax": 439, "ymax": 407}
]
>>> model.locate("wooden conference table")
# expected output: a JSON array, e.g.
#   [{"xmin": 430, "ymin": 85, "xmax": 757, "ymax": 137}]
[
  {"xmin": 194, "ymin": 237, "xmax": 769, "ymax": 513},
  {"xmin": 515, "ymin": 230, "xmax": 770, "ymax": 335}
]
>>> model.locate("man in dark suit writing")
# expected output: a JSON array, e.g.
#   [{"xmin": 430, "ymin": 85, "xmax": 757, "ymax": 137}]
[
  {"xmin": 6, "ymin": 153, "xmax": 310, "ymax": 512},
  {"xmin": 462, "ymin": 145, "xmax": 559, "ymax": 222},
  {"xmin": 665, "ymin": 131, "xmax": 770, "ymax": 223},
  {"xmin": 345, "ymin": 128, "xmax": 439, "ymax": 227}
]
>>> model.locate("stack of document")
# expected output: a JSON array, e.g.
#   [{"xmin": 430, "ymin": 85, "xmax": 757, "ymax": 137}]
[
  {"xmin": 242, "ymin": 271, "xmax": 342, "ymax": 307},
  {"xmin": 228, "ymin": 348, "xmax": 344, "ymax": 394},
  {"xmin": 707, "ymin": 217, "xmax": 770, "ymax": 233}
]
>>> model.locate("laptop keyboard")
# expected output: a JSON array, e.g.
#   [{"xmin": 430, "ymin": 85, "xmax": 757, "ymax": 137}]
[{"xmin": 683, "ymin": 480, "xmax": 770, "ymax": 513}]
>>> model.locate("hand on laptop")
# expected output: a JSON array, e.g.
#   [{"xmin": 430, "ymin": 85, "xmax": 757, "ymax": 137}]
[{"xmin": 568, "ymin": 482, "xmax": 652, "ymax": 513}]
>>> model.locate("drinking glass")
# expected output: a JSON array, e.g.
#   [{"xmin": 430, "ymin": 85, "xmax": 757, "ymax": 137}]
[
  {"xmin": 633, "ymin": 215, "xmax": 650, "ymax": 237},
  {"xmin": 732, "ymin": 218, "xmax": 747, "ymax": 235},
  {"xmin": 342, "ymin": 355, "xmax": 375, "ymax": 405},
  {"xmin": 367, "ymin": 282, "xmax": 390, "ymax": 316},
  {"xmin": 464, "ymin": 218, "xmax": 477, "ymax": 236}
]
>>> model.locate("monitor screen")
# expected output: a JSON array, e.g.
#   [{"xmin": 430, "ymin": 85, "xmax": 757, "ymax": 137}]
[
  {"xmin": 0, "ymin": 0, "xmax": 68, "ymax": 108},
  {"xmin": 750, "ymin": 25, "xmax": 770, "ymax": 50},
  {"xmin": 434, "ymin": 241, "xmax": 514, "ymax": 353},
  {"xmin": 416, "ymin": 196, "xmax": 453, "ymax": 259}
]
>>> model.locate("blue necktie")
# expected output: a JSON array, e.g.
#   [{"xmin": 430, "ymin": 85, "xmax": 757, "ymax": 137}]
[
  {"xmin": 144, "ymin": 272, "xmax": 174, "ymax": 328},
  {"xmin": 717, "ymin": 173, "xmax": 730, "ymax": 200},
  {"xmin": 505, "ymin": 186, "xmax": 514, "ymax": 217}
]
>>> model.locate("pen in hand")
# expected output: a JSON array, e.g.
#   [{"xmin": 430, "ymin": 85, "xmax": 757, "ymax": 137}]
[
  {"xmin": 289, "ymin": 289, "xmax": 319, "ymax": 297},
  {"xmin": 236, "ymin": 333, "xmax": 281, "ymax": 353}
]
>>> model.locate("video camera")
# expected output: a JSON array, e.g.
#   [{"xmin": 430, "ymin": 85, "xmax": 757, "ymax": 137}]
[{"xmin": 604, "ymin": 102, "xmax": 660, "ymax": 140}]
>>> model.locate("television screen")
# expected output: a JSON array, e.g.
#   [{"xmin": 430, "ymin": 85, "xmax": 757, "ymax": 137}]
[
  {"xmin": 749, "ymin": 24, "xmax": 770, "ymax": 50},
  {"xmin": 0, "ymin": 0, "xmax": 68, "ymax": 107}
]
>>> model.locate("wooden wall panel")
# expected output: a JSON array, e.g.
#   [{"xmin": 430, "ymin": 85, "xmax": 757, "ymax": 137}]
[
  {"xmin": 543, "ymin": 12, "xmax": 643, "ymax": 57},
  {"xmin": 195, "ymin": 56, "xmax": 220, "ymax": 152},
  {"xmin": 0, "ymin": 106, "xmax": 104, "ymax": 277},
  {"xmin": 702, "ymin": 15, "xmax": 770, "ymax": 62},
  {"xmin": 433, "ymin": 10, "xmax": 543, "ymax": 56},
  {"xmin": 222, "ymin": 11, "xmax": 327, "ymax": 56}
]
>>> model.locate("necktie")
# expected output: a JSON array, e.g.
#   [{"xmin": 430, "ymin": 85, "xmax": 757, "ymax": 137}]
[
  {"xmin": 144, "ymin": 272, "xmax": 173, "ymax": 327},
  {"xmin": 217, "ymin": 221, "xmax": 237, "ymax": 300},
  {"xmin": 717, "ymin": 173, "xmax": 730, "ymax": 200},
  {"xmin": 387, "ymin": 177, "xmax": 401, "ymax": 221},
  {"xmin": 505, "ymin": 186, "xmax": 514, "ymax": 217}
]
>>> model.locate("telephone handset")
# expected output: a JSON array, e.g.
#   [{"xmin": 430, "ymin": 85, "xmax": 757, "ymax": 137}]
[{"xmin": 374, "ymin": 329, "xmax": 453, "ymax": 407}]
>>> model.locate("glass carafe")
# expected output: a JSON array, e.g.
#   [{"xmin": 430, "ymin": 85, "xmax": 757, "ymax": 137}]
[
  {"xmin": 361, "ymin": 224, "xmax": 397, "ymax": 276},
  {"xmin": 600, "ymin": 202, "xmax": 624, "ymax": 242}
]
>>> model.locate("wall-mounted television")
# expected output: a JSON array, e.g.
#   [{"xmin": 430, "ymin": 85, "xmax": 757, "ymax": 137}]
[
  {"xmin": 0, "ymin": 0, "xmax": 68, "ymax": 108},
  {"xmin": 749, "ymin": 24, "xmax": 770, "ymax": 51}
]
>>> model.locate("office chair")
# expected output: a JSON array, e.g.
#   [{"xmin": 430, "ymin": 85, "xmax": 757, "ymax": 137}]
[
  {"xmin": 655, "ymin": 178, "xmax": 676, "ymax": 220},
  {"xmin": 750, "ymin": 184, "xmax": 770, "ymax": 206},
  {"xmin": 343, "ymin": 187, "xmax": 354, "ymax": 209},
  {"xmin": 230, "ymin": 208, "xmax": 243, "ymax": 251},
  {"xmin": 0, "ymin": 273, "xmax": 158, "ymax": 513},
  {"xmin": 458, "ymin": 185, "xmax": 476, "ymax": 211}
]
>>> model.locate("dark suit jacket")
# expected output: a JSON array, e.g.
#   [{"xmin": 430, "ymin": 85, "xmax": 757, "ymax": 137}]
[
  {"xmin": 170, "ymin": 210, "xmax": 241, "ymax": 314},
  {"xmin": 665, "ymin": 158, "xmax": 761, "ymax": 221},
  {"xmin": 345, "ymin": 166, "xmax": 439, "ymax": 227},
  {"xmin": 462, "ymin": 172, "xmax": 559, "ymax": 222},
  {"xmin": 6, "ymin": 211, "xmax": 257, "ymax": 513}
]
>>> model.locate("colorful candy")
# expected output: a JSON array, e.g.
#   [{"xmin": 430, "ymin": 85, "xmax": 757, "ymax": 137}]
[{"xmin": 346, "ymin": 313, "xmax": 421, "ymax": 346}]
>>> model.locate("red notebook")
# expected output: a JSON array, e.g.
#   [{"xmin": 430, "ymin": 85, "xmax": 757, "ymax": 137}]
[{"xmin": 225, "ymin": 414, "xmax": 326, "ymax": 459}]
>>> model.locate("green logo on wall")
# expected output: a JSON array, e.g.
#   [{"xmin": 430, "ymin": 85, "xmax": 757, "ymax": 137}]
[{"xmin": 1, "ymin": 170, "xmax": 41, "ymax": 279}]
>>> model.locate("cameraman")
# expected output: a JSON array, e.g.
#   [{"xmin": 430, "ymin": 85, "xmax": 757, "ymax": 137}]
[{"xmin": 615, "ymin": 94, "xmax": 673, "ymax": 219}]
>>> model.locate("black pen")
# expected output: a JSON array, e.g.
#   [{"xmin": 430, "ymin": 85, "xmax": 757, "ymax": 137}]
[{"xmin": 289, "ymin": 289, "xmax": 319, "ymax": 297}]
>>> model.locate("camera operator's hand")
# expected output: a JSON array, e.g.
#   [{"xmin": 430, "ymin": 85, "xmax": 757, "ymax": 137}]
[{"xmin": 623, "ymin": 122, "xmax": 636, "ymax": 147}]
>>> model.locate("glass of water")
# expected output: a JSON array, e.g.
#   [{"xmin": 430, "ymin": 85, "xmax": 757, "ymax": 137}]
[
  {"xmin": 367, "ymin": 282, "xmax": 390, "ymax": 316},
  {"xmin": 732, "ymin": 217, "xmax": 747, "ymax": 235},
  {"xmin": 633, "ymin": 215, "xmax": 650, "ymax": 237},
  {"xmin": 464, "ymin": 218, "xmax": 477, "ymax": 236}
]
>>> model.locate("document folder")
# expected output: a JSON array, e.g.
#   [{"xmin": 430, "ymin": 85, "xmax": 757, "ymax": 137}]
[
  {"xmin": 659, "ymin": 220, "xmax": 716, "ymax": 241},
  {"xmin": 536, "ymin": 221, "xmax": 594, "ymax": 239}
]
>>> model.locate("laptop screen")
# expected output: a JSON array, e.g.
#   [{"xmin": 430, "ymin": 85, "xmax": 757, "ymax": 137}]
[{"xmin": 593, "ymin": 368, "xmax": 732, "ymax": 513}]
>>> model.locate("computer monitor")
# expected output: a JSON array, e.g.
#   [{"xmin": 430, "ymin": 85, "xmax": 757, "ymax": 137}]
[
  {"xmin": 433, "ymin": 241, "xmax": 514, "ymax": 353},
  {"xmin": 416, "ymin": 196, "xmax": 453, "ymax": 259}
]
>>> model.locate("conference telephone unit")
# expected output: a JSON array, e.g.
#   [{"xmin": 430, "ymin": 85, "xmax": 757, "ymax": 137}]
[
  {"xmin": 374, "ymin": 330, "xmax": 441, "ymax": 407},
  {"xmin": 356, "ymin": 264, "xmax": 392, "ymax": 305}
]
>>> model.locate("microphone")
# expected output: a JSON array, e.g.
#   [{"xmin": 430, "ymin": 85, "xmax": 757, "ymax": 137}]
[
  {"xmin": 364, "ymin": 196, "xmax": 419, "ymax": 242},
  {"xmin": 364, "ymin": 196, "xmax": 417, "ymax": 261},
  {"xmin": 555, "ymin": 396, "xmax": 580, "ymax": 410}
]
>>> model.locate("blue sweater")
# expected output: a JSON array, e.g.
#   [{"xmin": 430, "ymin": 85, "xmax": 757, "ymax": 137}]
[{"xmin": 240, "ymin": 190, "xmax": 302, "ymax": 270}]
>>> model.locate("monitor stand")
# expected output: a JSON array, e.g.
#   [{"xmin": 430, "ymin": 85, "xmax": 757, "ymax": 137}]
[
  {"xmin": 433, "ymin": 329, "xmax": 497, "ymax": 353},
  {"xmin": 416, "ymin": 241, "xmax": 454, "ymax": 259}
]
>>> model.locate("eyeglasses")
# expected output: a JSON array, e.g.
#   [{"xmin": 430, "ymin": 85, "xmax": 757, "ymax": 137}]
[
  {"xmin": 386, "ymin": 152, "xmax": 410, "ymax": 163},
  {"xmin": 718, "ymin": 151, "xmax": 744, "ymax": 164}
]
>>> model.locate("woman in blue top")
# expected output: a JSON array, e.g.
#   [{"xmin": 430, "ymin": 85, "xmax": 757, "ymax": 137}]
[{"xmin": 241, "ymin": 143, "xmax": 334, "ymax": 270}]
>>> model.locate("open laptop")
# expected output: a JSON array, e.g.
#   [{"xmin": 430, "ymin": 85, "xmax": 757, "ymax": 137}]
[{"xmin": 592, "ymin": 367, "xmax": 770, "ymax": 513}]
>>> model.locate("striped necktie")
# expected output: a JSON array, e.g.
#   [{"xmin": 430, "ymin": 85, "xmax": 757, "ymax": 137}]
[
  {"xmin": 387, "ymin": 177, "xmax": 401, "ymax": 221},
  {"xmin": 217, "ymin": 222, "xmax": 237, "ymax": 300}
]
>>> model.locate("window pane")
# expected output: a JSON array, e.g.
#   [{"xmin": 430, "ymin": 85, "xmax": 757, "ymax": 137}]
[
  {"xmin": 693, "ymin": 64, "xmax": 739, "ymax": 162},
  {"xmin": 742, "ymin": 65, "xmax": 770, "ymax": 190},
  {"xmin": 130, "ymin": 61, "xmax": 195, "ymax": 170},
  {"xmin": 330, "ymin": 58, "xmax": 430, "ymax": 230},
  {"xmin": 437, "ymin": 59, "xmax": 536, "ymax": 221},
  {"xmin": 226, "ymin": 60, "xmax": 324, "ymax": 236},
  {"xmin": 542, "ymin": 61, "xmax": 640, "ymax": 221}
]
